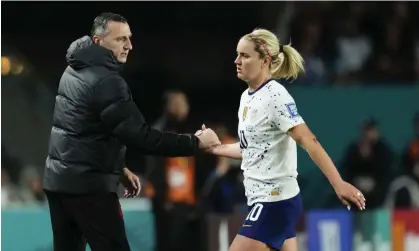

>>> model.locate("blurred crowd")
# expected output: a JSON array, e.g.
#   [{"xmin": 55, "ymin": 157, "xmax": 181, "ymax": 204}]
[
  {"xmin": 2, "ymin": 148, "xmax": 46, "ymax": 207},
  {"xmin": 287, "ymin": 1, "xmax": 419, "ymax": 85},
  {"xmin": 342, "ymin": 115, "xmax": 419, "ymax": 210}
]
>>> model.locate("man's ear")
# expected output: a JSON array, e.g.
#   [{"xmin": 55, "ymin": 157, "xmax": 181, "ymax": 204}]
[{"xmin": 92, "ymin": 35, "xmax": 101, "ymax": 45}]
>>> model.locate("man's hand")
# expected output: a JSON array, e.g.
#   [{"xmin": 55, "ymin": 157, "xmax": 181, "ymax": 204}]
[
  {"xmin": 120, "ymin": 168, "xmax": 141, "ymax": 198},
  {"xmin": 195, "ymin": 124, "xmax": 221, "ymax": 149}
]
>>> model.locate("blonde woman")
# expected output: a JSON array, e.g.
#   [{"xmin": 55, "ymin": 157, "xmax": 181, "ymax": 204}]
[{"xmin": 200, "ymin": 28, "xmax": 366, "ymax": 251}]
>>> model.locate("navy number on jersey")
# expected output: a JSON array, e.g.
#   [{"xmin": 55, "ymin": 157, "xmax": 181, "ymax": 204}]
[
  {"xmin": 239, "ymin": 130, "xmax": 248, "ymax": 149},
  {"xmin": 245, "ymin": 203, "xmax": 264, "ymax": 221}
]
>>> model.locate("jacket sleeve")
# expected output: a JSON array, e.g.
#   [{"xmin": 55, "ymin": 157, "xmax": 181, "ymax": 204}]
[{"xmin": 93, "ymin": 75, "xmax": 199, "ymax": 156}]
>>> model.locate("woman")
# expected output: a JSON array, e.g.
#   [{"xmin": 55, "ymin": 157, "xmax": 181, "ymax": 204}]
[{"xmin": 198, "ymin": 28, "xmax": 366, "ymax": 251}]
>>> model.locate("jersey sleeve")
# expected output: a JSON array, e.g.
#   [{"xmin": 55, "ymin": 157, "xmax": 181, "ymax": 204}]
[{"xmin": 270, "ymin": 86, "xmax": 305, "ymax": 133}]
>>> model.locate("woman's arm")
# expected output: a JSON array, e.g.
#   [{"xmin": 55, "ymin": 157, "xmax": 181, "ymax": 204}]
[
  {"xmin": 289, "ymin": 123, "xmax": 366, "ymax": 210},
  {"xmin": 211, "ymin": 142, "xmax": 242, "ymax": 159},
  {"xmin": 196, "ymin": 125, "xmax": 242, "ymax": 159}
]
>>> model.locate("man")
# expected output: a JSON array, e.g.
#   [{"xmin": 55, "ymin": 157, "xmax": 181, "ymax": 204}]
[
  {"xmin": 391, "ymin": 112, "xmax": 419, "ymax": 208},
  {"xmin": 43, "ymin": 13, "xmax": 219, "ymax": 251},
  {"xmin": 401, "ymin": 112, "xmax": 419, "ymax": 184},
  {"xmin": 146, "ymin": 89, "xmax": 208, "ymax": 251},
  {"xmin": 342, "ymin": 117, "xmax": 394, "ymax": 209}
]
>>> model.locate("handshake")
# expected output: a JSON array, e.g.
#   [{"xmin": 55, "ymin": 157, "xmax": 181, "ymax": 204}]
[{"xmin": 195, "ymin": 124, "xmax": 221, "ymax": 150}]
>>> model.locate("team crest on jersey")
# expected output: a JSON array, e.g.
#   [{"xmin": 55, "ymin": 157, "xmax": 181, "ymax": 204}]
[
  {"xmin": 242, "ymin": 106, "xmax": 249, "ymax": 121},
  {"xmin": 285, "ymin": 103, "xmax": 300, "ymax": 118}
]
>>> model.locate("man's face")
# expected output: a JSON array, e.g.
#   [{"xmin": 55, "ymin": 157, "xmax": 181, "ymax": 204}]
[
  {"xmin": 363, "ymin": 127, "xmax": 379, "ymax": 142},
  {"xmin": 167, "ymin": 93, "xmax": 190, "ymax": 121},
  {"xmin": 93, "ymin": 21, "xmax": 133, "ymax": 63}
]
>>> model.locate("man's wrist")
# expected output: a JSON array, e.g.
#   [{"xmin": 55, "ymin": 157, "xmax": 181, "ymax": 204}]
[{"xmin": 192, "ymin": 135, "xmax": 202, "ymax": 149}]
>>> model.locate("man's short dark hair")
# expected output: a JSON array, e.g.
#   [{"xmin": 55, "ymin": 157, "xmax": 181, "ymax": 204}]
[
  {"xmin": 362, "ymin": 116, "xmax": 378, "ymax": 130},
  {"xmin": 91, "ymin": 12, "xmax": 128, "ymax": 37}
]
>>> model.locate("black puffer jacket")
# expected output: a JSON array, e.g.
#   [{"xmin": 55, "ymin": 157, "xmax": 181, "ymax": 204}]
[{"xmin": 43, "ymin": 36, "xmax": 199, "ymax": 194}]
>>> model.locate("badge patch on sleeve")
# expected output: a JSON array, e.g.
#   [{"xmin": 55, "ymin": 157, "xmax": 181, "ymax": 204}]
[{"xmin": 285, "ymin": 103, "xmax": 300, "ymax": 118}]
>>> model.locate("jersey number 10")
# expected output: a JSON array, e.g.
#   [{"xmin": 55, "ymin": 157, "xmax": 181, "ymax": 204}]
[
  {"xmin": 239, "ymin": 130, "xmax": 248, "ymax": 149},
  {"xmin": 245, "ymin": 203, "xmax": 264, "ymax": 221}
]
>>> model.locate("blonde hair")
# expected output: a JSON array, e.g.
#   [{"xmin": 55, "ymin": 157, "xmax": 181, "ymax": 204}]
[{"xmin": 242, "ymin": 28, "xmax": 305, "ymax": 80}]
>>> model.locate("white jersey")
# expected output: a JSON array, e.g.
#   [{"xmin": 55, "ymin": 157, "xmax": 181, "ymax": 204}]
[{"xmin": 238, "ymin": 79, "xmax": 305, "ymax": 206}]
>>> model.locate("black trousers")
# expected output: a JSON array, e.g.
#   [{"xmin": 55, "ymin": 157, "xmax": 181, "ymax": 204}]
[
  {"xmin": 166, "ymin": 203, "xmax": 201, "ymax": 251},
  {"xmin": 45, "ymin": 191, "xmax": 131, "ymax": 251}
]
